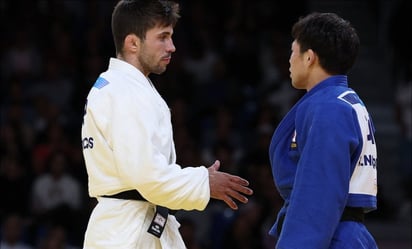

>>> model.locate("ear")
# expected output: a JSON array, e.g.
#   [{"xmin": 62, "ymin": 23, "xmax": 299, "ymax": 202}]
[
  {"xmin": 123, "ymin": 34, "xmax": 140, "ymax": 53},
  {"xmin": 305, "ymin": 49, "xmax": 317, "ymax": 66}
]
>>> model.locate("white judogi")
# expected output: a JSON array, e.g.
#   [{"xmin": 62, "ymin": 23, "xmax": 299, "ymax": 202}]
[{"xmin": 81, "ymin": 58, "xmax": 210, "ymax": 249}]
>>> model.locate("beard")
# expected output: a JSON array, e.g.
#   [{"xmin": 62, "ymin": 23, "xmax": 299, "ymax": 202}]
[
  {"xmin": 149, "ymin": 64, "xmax": 167, "ymax": 75},
  {"xmin": 139, "ymin": 49, "xmax": 168, "ymax": 75}
]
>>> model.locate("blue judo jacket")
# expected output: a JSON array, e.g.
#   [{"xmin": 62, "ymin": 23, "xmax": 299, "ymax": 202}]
[{"xmin": 269, "ymin": 75, "xmax": 378, "ymax": 248}]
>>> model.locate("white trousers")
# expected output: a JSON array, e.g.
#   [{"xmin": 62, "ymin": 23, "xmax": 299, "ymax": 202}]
[{"xmin": 83, "ymin": 197, "xmax": 186, "ymax": 249}]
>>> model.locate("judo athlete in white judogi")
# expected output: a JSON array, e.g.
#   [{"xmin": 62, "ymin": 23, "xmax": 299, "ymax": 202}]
[{"xmin": 80, "ymin": 1, "xmax": 253, "ymax": 248}]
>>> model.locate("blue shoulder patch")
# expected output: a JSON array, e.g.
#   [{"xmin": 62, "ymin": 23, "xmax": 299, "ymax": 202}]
[
  {"xmin": 340, "ymin": 92, "xmax": 364, "ymax": 106},
  {"xmin": 93, "ymin": 77, "xmax": 110, "ymax": 89}
]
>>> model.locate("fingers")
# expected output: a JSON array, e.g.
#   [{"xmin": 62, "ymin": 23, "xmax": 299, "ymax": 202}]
[
  {"xmin": 221, "ymin": 188, "xmax": 250, "ymax": 210},
  {"xmin": 222, "ymin": 195, "xmax": 238, "ymax": 210},
  {"xmin": 228, "ymin": 188, "xmax": 249, "ymax": 204},
  {"xmin": 207, "ymin": 159, "xmax": 254, "ymax": 210},
  {"xmin": 230, "ymin": 177, "xmax": 253, "ymax": 196},
  {"xmin": 225, "ymin": 180, "xmax": 253, "ymax": 206},
  {"xmin": 230, "ymin": 175, "xmax": 250, "ymax": 188}
]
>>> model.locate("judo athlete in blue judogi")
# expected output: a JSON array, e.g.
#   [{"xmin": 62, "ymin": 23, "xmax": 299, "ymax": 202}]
[{"xmin": 268, "ymin": 13, "xmax": 379, "ymax": 249}]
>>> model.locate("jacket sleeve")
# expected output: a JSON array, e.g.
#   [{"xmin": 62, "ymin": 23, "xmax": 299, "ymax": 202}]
[{"xmin": 108, "ymin": 85, "xmax": 210, "ymax": 211}]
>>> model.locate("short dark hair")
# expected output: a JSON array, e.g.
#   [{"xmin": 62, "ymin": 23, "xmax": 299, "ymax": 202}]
[
  {"xmin": 291, "ymin": 12, "xmax": 359, "ymax": 75},
  {"xmin": 111, "ymin": 0, "xmax": 180, "ymax": 54}
]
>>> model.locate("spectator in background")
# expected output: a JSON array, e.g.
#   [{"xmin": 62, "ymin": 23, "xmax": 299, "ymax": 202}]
[
  {"xmin": 30, "ymin": 150, "xmax": 83, "ymax": 238},
  {"xmin": 31, "ymin": 150, "xmax": 82, "ymax": 211},
  {"xmin": 394, "ymin": 63, "xmax": 412, "ymax": 220},
  {"xmin": 0, "ymin": 155, "xmax": 32, "ymax": 219},
  {"xmin": 389, "ymin": 0, "xmax": 412, "ymax": 221},
  {"xmin": 27, "ymin": 55, "xmax": 74, "ymax": 114},
  {"xmin": 179, "ymin": 218, "xmax": 204, "ymax": 249},
  {"xmin": 388, "ymin": 0, "xmax": 412, "ymax": 83},
  {"xmin": 30, "ymin": 120, "xmax": 73, "ymax": 176},
  {"xmin": 0, "ymin": 213, "xmax": 33, "ymax": 249},
  {"xmin": 1, "ymin": 28, "xmax": 42, "ymax": 80},
  {"xmin": 0, "ymin": 99, "xmax": 35, "ymax": 165},
  {"xmin": 36, "ymin": 225, "xmax": 80, "ymax": 249},
  {"xmin": 201, "ymin": 106, "xmax": 244, "ymax": 169},
  {"xmin": 221, "ymin": 199, "xmax": 265, "ymax": 249}
]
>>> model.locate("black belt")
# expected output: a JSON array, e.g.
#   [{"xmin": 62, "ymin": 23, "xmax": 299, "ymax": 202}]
[
  {"xmin": 102, "ymin": 190, "xmax": 177, "ymax": 215},
  {"xmin": 340, "ymin": 206, "xmax": 364, "ymax": 222},
  {"xmin": 102, "ymin": 189, "xmax": 146, "ymax": 201},
  {"xmin": 277, "ymin": 206, "xmax": 364, "ymax": 236},
  {"xmin": 102, "ymin": 190, "xmax": 177, "ymax": 238}
]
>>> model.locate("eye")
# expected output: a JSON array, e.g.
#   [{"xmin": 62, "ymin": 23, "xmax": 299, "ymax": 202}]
[{"xmin": 158, "ymin": 31, "xmax": 172, "ymax": 42}]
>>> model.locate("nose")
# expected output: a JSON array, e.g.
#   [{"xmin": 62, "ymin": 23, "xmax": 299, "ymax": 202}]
[{"xmin": 167, "ymin": 38, "xmax": 176, "ymax": 53}]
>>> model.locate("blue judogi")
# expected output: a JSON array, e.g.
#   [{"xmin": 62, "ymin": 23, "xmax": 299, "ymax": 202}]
[{"xmin": 269, "ymin": 75, "xmax": 378, "ymax": 249}]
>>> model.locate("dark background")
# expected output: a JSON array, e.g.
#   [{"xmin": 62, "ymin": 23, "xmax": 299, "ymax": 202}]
[{"xmin": 1, "ymin": 0, "xmax": 411, "ymax": 248}]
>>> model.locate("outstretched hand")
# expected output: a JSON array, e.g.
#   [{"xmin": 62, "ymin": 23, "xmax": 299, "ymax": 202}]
[{"xmin": 207, "ymin": 160, "xmax": 253, "ymax": 210}]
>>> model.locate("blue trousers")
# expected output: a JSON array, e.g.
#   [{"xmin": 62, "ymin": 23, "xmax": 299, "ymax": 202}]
[{"xmin": 330, "ymin": 221, "xmax": 378, "ymax": 249}]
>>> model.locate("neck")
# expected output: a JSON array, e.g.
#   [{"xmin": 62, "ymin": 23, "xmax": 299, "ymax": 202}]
[
  {"xmin": 306, "ymin": 68, "xmax": 331, "ymax": 91},
  {"xmin": 117, "ymin": 53, "xmax": 147, "ymax": 76}
]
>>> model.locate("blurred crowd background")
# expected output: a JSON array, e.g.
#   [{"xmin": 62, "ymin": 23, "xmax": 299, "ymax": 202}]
[{"xmin": 0, "ymin": 0, "xmax": 411, "ymax": 249}]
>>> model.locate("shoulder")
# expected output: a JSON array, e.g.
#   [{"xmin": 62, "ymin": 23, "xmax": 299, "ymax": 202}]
[
  {"xmin": 88, "ymin": 72, "xmax": 151, "ymax": 107},
  {"xmin": 298, "ymin": 87, "xmax": 356, "ymax": 119}
]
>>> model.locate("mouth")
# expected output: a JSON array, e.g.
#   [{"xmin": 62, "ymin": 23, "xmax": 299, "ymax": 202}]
[{"xmin": 161, "ymin": 56, "xmax": 171, "ymax": 64}]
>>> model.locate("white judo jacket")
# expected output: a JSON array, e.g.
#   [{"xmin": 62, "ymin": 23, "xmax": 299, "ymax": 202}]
[{"xmin": 81, "ymin": 58, "xmax": 210, "ymax": 248}]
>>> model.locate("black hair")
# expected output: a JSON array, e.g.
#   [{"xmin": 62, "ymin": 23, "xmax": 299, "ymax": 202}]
[{"xmin": 291, "ymin": 12, "xmax": 360, "ymax": 74}]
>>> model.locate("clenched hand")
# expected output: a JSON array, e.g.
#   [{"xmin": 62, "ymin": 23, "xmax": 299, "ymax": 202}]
[{"xmin": 208, "ymin": 160, "xmax": 253, "ymax": 210}]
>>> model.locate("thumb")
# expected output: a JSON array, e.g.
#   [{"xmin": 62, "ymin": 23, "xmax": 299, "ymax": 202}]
[{"xmin": 212, "ymin": 160, "xmax": 220, "ymax": 171}]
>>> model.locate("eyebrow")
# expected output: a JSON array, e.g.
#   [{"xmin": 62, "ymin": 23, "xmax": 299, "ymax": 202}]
[
  {"xmin": 156, "ymin": 30, "xmax": 173, "ymax": 39},
  {"xmin": 160, "ymin": 31, "xmax": 172, "ymax": 35}
]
